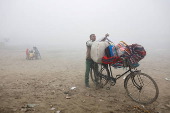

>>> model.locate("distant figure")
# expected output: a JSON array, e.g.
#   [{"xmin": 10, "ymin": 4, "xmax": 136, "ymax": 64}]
[
  {"xmin": 26, "ymin": 48, "xmax": 29, "ymax": 60},
  {"xmin": 33, "ymin": 46, "xmax": 41, "ymax": 59},
  {"xmin": 29, "ymin": 50, "xmax": 34, "ymax": 60}
]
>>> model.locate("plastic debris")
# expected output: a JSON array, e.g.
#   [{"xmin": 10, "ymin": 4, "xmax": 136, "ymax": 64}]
[
  {"xmin": 99, "ymin": 99, "xmax": 104, "ymax": 101},
  {"xmin": 141, "ymin": 105, "xmax": 145, "ymax": 108},
  {"xmin": 66, "ymin": 96, "xmax": 71, "ymax": 99},
  {"xmin": 51, "ymin": 107, "xmax": 55, "ymax": 110},
  {"xmin": 27, "ymin": 104, "xmax": 37, "ymax": 108},
  {"xmin": 70, "ymin": 87, "xmax": 76, "ymax": 90},
  {"xmin": 56, "ymin": 111, "xmax": 60, "ymax": 113},
  {"xmin": 165, "ymin": 78, "xmax": 170, "ymax": 81}
]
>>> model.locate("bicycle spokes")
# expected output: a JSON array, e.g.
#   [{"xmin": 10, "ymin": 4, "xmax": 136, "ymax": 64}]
[
  {"xmin": 131, "ymin": 74, "xmax": 143, "ymax": 91},
  {"xmin": 125, "ymin": 72, "xmax": 159, "ymax": 104}
]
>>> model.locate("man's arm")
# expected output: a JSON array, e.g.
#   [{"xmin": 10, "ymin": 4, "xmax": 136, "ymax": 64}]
[
  {"xmin": 86, "ymin": 40, "xmax": 93, "ymax": 46},
  {"xmin": 97, "ymin": 33, "xmax": 109, "ymax": 42}
]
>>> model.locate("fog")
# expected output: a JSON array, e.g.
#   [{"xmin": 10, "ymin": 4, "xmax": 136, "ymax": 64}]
[{"xmin": 0, "ymin": 0, "xmax": 170, "ymax": 50}]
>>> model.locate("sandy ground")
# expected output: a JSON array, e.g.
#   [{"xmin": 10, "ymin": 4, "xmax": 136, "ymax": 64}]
[{"xmin": 0, "ymin": 47, "xmax": 170, "ymax": 113}]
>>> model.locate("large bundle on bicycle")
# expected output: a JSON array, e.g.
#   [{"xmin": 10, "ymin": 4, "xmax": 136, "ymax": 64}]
[
  {"xmin": 90, "ymin": 39, "xmax": 159, "ymax": 105},
  {"xmin": 90, "ymin": 41, "xmax": 118, "ymax": 64},
  {"xmin": 104, "ymin": 41, "xmax": 146, "ymax": 68},
  {"xmin": 91, "ymin": 40, "xmax": 146, "ymax": 68}
]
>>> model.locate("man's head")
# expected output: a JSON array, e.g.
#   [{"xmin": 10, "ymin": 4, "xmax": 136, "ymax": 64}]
[{"xmin": 90, "ymin": 34, "xmax": 96, "ymax": 41}]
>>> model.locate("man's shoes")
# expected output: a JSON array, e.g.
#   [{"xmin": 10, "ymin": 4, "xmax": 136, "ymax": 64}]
[{"xmin": 85, "ymin": 84, "xmax": 90, "ymax": 88}]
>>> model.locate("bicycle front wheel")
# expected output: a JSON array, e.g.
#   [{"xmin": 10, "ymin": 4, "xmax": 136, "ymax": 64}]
[{"xmin": 124, "ymin": 72, "xmax": 159, "ymax": 104}]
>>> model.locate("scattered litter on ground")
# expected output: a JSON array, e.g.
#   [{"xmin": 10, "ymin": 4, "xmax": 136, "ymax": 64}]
[
  {"xmin": 141, "ymin": 105, "xmax": 145, "ymax": 108},
  {"xmin": 56, "ymin": 110, "xmax": 60, "ymax": 113},
  {"xmin": 66, "ymin": 96, "xmax": 71, "ymax": 99},
  {"xmin": 50, "ymin": 105, "xmax": 53, "ymax": 108},
  {"xmin": 85, "ymin": 93, "xmax": 91, "ymax": 97},
  {"xmin": 70, "ymin": 87, "xmax": 76, "ymax": 90},
  {"xmin": 51, "ymin": 107, "xmax": 55, "ymax": 110},
  {"xmin": 21, "ymin": 104, "xmax": 38, "ymax": 112},
  {"xmin": 99, "ymin": 99, "xmax": 104, "ymax": 101},
  {"xmin": 82, "ymin": 100, "xmax": 85, "ymax": 103},
  {"xmin": 134, "ymin": 106, "xmax": 150, "ymax": 113},
  {"xmin": 165, "ymin": 78, "xmax": 170, "ymax": 81},
  {"xmin": 66, "ymin": 94, "xmax": 71, "ymax": 99},
  {"xmin": 27, "ymin": 104, "xmax": 38, "ymax": 108}
]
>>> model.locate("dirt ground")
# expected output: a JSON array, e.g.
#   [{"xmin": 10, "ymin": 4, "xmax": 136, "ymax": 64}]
[{"xmin": 0, "ymin": 47, "xmax": 170, "ymax": 113}]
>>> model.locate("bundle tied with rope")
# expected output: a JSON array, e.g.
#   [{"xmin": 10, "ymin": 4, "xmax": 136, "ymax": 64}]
[{"xmin": 102, "ymin": 39, "xmax": 146, "ymax": 68}]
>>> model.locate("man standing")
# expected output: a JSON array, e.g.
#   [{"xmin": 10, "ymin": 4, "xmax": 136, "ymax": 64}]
[
  {"xmin": 26, "ymin": 48, "xmax": 29, "ymax": 60},
  {"xmin": 33, "ymin": 47, "xmax": 41, "ymax": 59},
  {"xmin": 85, "ymin": 33, "xmax": 109, "ymax": 87}
]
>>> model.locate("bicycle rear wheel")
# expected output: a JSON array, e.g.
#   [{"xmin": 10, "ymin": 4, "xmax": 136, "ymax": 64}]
[
  {"xmin": 98, "ymin": 64, "xmax": 109, "ymax": 86},
  {"xmin": 124, "ymin": 72, "xmax": 159, "ymax": 104},
  {"xmin": 90, "ymin": 63, "xmax": 97, "ymax": 83},
  {"xmin": 90, "ymin": 64, "xmax": 109, "ymax": 86}
]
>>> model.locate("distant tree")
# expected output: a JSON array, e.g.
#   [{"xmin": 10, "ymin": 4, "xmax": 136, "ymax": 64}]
[{"xmin": 3, "ymin": 38, "xmax": 10, "ymax": 45}]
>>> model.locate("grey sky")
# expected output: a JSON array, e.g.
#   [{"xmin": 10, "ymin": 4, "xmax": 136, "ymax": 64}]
[{"xmin": 0, "ymin": 0, "xmax": 170, "ymax": 49}]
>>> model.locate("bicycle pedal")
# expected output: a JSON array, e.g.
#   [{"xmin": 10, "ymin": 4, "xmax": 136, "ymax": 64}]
[{"xmin": 110, "ymin": 80, "xmax": 116, "ymax": 86}]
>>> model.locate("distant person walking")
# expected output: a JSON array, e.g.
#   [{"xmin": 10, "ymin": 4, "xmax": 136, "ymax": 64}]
[
  {"xmin": 85, "ymin": 33, "xmax": 109, "ymax": 87},
  {"xmin": 29, "ymin": 50, "xmax": 34, "ymax": 60},
  {"xmin": 33, "ymin": 47, "xmax": 41, "ymax": 59},
  {"xmin": 26, "ymin": 48, "xmax": 29, "ymax": 60}
]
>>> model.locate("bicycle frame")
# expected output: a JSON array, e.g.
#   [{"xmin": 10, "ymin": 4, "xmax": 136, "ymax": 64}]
[
  {"xmin": 103, "ymin": 64, "xmax": 132, "ymax": 80},
  {"xmin": 101, "ymin": 64, "xmax": 143, "ymax": 90}
]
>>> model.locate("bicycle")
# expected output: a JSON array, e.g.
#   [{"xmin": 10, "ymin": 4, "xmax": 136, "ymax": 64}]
[{"xmin": 90, "ymin": 59, "xmax": 159, "ymax": 104}]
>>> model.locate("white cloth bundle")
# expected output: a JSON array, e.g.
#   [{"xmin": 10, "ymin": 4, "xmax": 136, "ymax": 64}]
[{"xmin": 91, "ymin": 41, "xmax": 110, "ymax": 64}]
